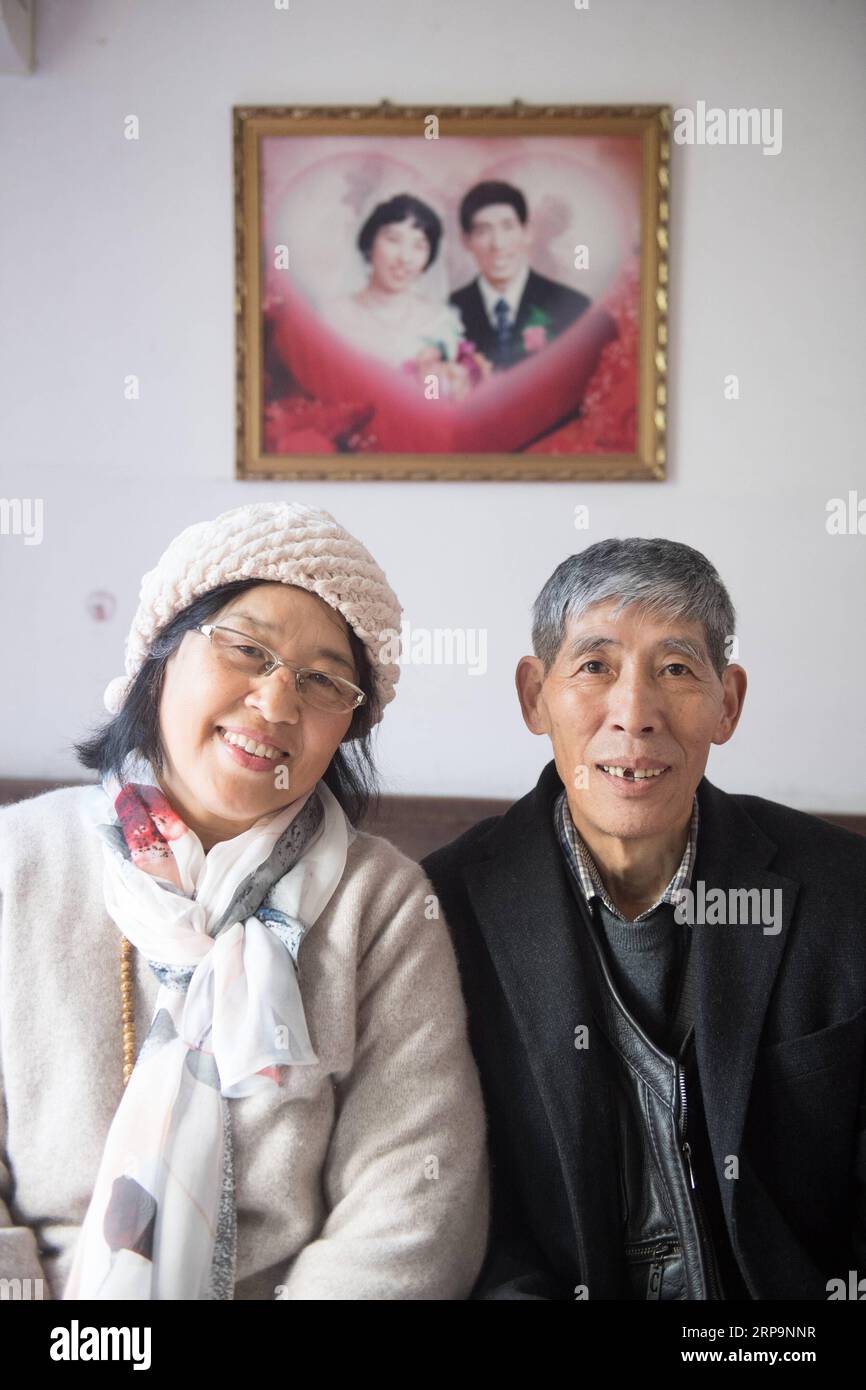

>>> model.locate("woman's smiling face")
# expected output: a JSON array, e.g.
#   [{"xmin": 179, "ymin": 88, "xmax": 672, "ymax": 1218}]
[
  {"xmin": 369, "ymin": 217, "xmax": 431, "ymax": 291},
  {"xmin": 156, "ymin": 582, "xmax": 359, "ymax": 850}
]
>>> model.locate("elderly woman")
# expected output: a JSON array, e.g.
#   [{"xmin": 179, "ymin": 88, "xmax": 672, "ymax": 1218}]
[{"xmin": 0, "ymin": 501, "xmax": 489, "ymax": 1300}]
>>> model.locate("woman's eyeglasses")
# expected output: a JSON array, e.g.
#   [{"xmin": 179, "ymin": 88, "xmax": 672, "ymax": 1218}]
[{"xmin": 195, "ymin": 624, "xmax": 367, "ymax": 715}]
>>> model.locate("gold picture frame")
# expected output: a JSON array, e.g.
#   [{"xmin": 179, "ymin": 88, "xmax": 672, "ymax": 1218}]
[{"xmin": 234, "ymin": 100, "xmax": 670, "ymax": 480}]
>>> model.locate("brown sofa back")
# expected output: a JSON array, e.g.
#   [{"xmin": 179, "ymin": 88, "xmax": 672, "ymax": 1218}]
[{"xmin": 0, "ymin": 779, "xmax": 863, "ymax": 862}]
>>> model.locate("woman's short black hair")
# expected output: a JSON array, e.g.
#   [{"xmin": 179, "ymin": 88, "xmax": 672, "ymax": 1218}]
[
  {"xmin": 458, "ymin": 180, "xmax": 528, "ymax": 234},
  {"xmin": 357, "ymin": 193, "xmax": 442, "ymax": 270},
  {"xmin": 73, "ymin": 578, "xmax": 380, "ymax": 826}
]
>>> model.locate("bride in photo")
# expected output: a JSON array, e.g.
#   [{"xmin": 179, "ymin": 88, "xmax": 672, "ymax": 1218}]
[{"xmin": 320, "ymin": 193, "xmax": 491, "ymax": 399}]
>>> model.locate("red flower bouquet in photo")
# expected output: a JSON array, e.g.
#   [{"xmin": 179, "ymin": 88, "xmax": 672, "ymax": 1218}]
[{"xmin": 528, "ymin": 255, "xmax": 640, "ymax": 455}]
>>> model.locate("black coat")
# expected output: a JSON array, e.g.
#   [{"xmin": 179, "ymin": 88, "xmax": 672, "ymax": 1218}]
[
  {"xmin": 422, "ymin": 760, "xmax": 866, "ymax": 1300},
  {"xmin": 450, "ymin": 269, "xmax": 591, "ymax": 369}
]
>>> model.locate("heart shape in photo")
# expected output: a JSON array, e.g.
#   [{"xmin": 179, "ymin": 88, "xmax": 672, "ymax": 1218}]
[
  {"xmin": 270, "ymin": 282, "xmax": 619, "ymax": 453},
  {"xmin": 263, "ymin": 148, "xmax": 633, "ymax": 453}
]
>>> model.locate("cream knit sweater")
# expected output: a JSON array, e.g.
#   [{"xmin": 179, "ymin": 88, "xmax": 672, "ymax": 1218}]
[{"xmin": 0, "ymin": 787, "xmax": 490, "ymax": 1300}]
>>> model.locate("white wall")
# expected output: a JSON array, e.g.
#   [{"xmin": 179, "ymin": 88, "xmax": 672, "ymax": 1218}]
[{"xmin": 1, "ymin": 0, "xmax": 864, "ymax": 809}]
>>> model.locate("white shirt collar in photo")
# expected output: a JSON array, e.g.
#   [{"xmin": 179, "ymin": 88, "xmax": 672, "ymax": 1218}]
[{"xmin": 477, "ymin": 262, "xmax": 531, "ymax": 327}]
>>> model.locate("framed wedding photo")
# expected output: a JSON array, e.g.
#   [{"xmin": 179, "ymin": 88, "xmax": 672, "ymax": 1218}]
[{"xmin": 234, "ymin": 101, "xmax": 670, "ymax": 481}]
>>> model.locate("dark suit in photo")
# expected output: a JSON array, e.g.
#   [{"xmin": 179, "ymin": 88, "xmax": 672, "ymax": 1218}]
[{"xmin": 450, "ymin": 269, "xmax": 591, "ymax": 370}]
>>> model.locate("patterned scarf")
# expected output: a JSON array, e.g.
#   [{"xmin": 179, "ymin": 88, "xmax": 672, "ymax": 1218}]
[{"xmin": 63, "ymin": 758, "xmax": 350, "ymax": 1300}]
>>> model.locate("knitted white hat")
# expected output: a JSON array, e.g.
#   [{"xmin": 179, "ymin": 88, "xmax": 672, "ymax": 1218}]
[{"xmin": 103, "ymin": 502, "xmax": 402, "ymax": 723}]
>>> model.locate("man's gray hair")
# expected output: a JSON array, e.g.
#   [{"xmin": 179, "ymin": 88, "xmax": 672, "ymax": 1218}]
[{"xmin": 531, "ymin": 538, "xmax": 736, "ymax": 677}]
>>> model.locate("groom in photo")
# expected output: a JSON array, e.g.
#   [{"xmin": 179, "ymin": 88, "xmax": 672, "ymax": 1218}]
[{"xmin": 450, "ymin": 179, "xmax": 592, "ymax": 370}]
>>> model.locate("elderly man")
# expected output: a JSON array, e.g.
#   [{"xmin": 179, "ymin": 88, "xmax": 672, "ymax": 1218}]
[{"xmin": 422, "ymin": 537, "xmax": 866, "ymax": 1300}]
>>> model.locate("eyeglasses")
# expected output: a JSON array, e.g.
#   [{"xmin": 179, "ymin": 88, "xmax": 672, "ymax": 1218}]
[{"xmin": 195, "ymin": 624, "xmax": 367, "ymax": 715}]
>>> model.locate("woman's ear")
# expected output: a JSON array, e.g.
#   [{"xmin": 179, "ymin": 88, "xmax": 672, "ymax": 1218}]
[{"xmin": 515, "ymin": 655, "xmax": 551, "ymax": 736}]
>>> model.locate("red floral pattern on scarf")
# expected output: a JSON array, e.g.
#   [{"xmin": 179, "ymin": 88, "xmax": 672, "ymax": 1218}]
[{"xmin": 115, "ymin": 785, "xmax": 187, "ymax": 888}]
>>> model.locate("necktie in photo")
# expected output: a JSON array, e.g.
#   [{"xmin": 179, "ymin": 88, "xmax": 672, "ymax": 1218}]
[{"xmin": 493, "ymin": 297, "xmax": 513, "ymax": 364}]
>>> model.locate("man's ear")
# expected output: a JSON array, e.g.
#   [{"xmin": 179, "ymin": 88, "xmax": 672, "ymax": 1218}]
[
  {"xmin": 712, "ymin": 663, "xmax": 747, "ymax": 746},
  {"xmin": 516, "ymin": 655, "xmax": 551, "ymax": 735}
]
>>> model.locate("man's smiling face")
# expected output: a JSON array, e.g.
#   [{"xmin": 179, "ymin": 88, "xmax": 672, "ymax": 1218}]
[
  {"xmin": 463, "ymin": 203, "xmax": 531, "ymax": 287},
  {"xmin": 517, "ymin": 598, "xmax": 747, "ymax": 845}
]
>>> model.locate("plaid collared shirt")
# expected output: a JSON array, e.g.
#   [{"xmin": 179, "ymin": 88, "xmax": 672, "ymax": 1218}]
[{"xmin": 554, "ymin": 787, "xmax": 700, "ymax": 924}]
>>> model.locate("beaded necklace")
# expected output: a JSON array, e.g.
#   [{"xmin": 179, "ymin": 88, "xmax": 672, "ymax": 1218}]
[{"xmin": 120, "ymin": 936, "xmax": 136, "ymax": 1086}]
